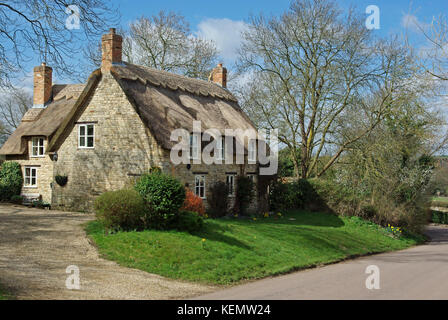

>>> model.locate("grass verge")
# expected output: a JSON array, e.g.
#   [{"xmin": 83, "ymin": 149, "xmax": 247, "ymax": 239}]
[
  {"xmin": 0, "ymin": 285, "xmax": 11, "ymax": 300},
  {"xmin": 85, "ymin": 210, "xmax": 424, "ymax": 285}
]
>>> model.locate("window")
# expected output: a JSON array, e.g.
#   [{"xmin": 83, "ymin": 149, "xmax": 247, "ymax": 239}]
[
  {"xmin": 79, "ymin": 124, "xmax": 95, "ymax": 148},
  {"xmin": 248, "ymin": 139, "xmax": 257, "ymax": 163},
  {"xmin": 190, "ymin": 134, "xmax": 199, "ymax": 160},
  {"xmin": 226, "ymin": 174, "xmax": 235, "ymax": 196},
  {"xmin": 31, "ymin": 137, "xmax": 45, "ymax": 157},
  {"xmin": 195, "ymin": 175, "xmax": 206, "ymax": 199},
  {"xmin": 24, "ymin": 167, "xmax": 37, "ymax": 187},
  {"xmin": 216, "ymin": 136, "xmax": 225, "ymax": 161},
  {"xmin": 247, "ymin": 174, "xmax": 256, "ymax": 185}
]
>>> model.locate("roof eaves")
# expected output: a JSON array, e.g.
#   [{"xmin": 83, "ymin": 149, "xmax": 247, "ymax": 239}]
[{"xmin": 47, "ymin": 69, "xmax": 102, "ymax": 152}]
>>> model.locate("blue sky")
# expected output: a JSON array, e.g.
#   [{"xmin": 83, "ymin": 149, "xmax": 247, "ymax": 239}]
[
  {"xmin": 17, "ymin": 0, "xmax": 448, "ymax": 86},
  {"xmin": 103, "ymin": 0, "xmax": 448, "ymax": 69}
]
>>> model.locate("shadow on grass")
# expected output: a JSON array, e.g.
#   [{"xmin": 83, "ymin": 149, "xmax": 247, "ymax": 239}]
[
  {"xmin": 192, "ymin": 221, "xmax": 253, "ymax": 250},
  {"xmin": 225, "ymin": 211, "xmax": 345, "ymax": 228},
  {"xmin": 189, "ymin": 211, "xmax": 346, "ymax": 251}
]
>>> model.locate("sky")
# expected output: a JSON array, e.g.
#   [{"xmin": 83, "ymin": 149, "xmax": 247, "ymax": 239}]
[
  {"xmin": 14, "ymin": 0, "xmax": 448, "ymax": 87},
  {"xmin": 110, "ymin": 0, "xmax": 448, "ymax": 63}
]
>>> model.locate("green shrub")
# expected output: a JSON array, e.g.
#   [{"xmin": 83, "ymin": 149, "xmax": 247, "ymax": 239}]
[
  {"xmin": 94, "ymin": 189, "xmax": 146, "ymax": 231},
  {"xmin": 208, "ymin": 181, "xmax": 229, "ymax": 217},
  {"xmin": 169, "ymin": 210, "xmax": 204, "ymax": 233},
  {"xmin": 0, "ymin": 162, "xmax": 23, "ymax": 201},
  {"xmin": 269, "ymin": 179, "xmax": 320, "ymax": 211},
  {"xmin": 10, "ymin": 195, "xmax": 23, "ymax": 204},
  {"xmin": 233, "ymin": 176, "xmax": 254, "ymax": 216},
  {"xmin": 134, "ymin": 172, "xmax": 185, "ymax": 229},
  {"xmin": 432, "ymin": 210, "xmax": 448, "ymax": 224},
  {"xmin": 31, "ymin": 200, "xmax": 50, "ymax": 209}
]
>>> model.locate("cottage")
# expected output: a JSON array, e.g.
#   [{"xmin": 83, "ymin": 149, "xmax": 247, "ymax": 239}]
[{"xmin": 0, "ymin": 28, "xmax": 271, "ymax": 212}]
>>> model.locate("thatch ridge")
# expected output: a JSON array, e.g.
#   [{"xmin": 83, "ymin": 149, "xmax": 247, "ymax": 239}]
[{"xmin": 111, "ymin": 63, "xmax": 237, "ymax": 102}]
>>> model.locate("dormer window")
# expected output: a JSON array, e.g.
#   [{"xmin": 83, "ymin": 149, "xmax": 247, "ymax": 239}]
[
  {"xmin": 31, "ymin": 137, "xmax": 45, "ymax": 157},
  {"xmin": 79, "ymin": 124, "xmax": 95, "ymax": 148}
]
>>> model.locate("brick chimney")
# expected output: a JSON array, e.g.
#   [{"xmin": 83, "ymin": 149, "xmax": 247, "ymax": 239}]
[
  {"xmin": 33, "ymin": 63, "xmax": 52, "ymax": 108},
  {"xmin": 210, "ymin": 63, "xmax": 227, "ymax": 88},
  {"xmin": 101, "ymin": 28, "xmax": 123, "ymax": 71}
]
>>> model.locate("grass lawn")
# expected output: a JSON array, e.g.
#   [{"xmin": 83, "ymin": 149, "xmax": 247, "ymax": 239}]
[
  {"xmin": 432, "ymin": 197, "xmax": 448, "ymax": 203},
  {"xmin": 85, "ymin": 211, "xmax": 424, "ymax": 285}
]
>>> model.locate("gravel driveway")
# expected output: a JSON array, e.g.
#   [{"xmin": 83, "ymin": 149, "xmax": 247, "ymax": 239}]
[{"xmin": 0, "ymin": 204, "xmax": 214, "ymax": 300}]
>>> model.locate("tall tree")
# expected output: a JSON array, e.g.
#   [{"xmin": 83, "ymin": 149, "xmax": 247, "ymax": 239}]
[
  {"xmin": 0, "ymin": 0, "xmax": 119, "ymax": 86},
  {"xmin": 0, "ymin": 88, "xmax": 32, "ymax": 142},
  {"xmin": 237, "ymin": 0, "xmax": 416, "ymax": 178},
  {"xmin": 405, "ymin": 13, "xmax": 448, "ymax": 81},
  {"xmin": 85, "ymin": 11, "xmax": 219, "ymax": 80}
]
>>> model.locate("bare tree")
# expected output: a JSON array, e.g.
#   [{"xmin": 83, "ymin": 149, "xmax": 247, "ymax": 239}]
[
  {"xmin": 85, "ymin": 12, "xmax": 219, "ymax": 80},
  {"xmin": 236, "ymin": 0, "xmax": 416, "ymax": 178},
  {"xmin": 0, "ymin": 0, "xmax": 119, "ymax": 86},
  {"xmin": 402, "ymin": 10, "xmax": 448, "ymax": 81},
  {"xmin": 0, "ymin": 88, "xmax": 32, "ymax": 141}
]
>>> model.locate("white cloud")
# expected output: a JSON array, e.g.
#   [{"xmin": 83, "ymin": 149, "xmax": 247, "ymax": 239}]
[
  {"xmin": 196, "ymin": 18, "xmax": 249, "ymax": 64},
  {"xmin": 401, "ymin": 14, "xmax": 427, "ymax": 33}
]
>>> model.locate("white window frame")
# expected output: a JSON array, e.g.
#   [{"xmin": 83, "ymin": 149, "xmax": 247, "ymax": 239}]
[
  {"xmin": 194, "ymin": 175, "xmax": 206, "ymax": 199},
  {"xmin": 226, "ymin": 174, "xmax": 235, "ymax": 196},
  {"xmin": 216, "ymin": 136, "xmax": 225, "ymax": 161},
  {"xmin": 190, "ymin": 134, "xmax": 199, "ymax": 160},
  {"xmin": 78, "ymin": 123, "xmax": 95, "ymax": 149},
  {"xmin": 248, "ymin": 139, "xmax": 257, "ymax": 163},
  {"xmin": 24, "ymin": 166, "xmax": 38, "ymax": 188},
  {"xmin": 31, "ymin": 137, "xmax": 45, "ymax": 157}
]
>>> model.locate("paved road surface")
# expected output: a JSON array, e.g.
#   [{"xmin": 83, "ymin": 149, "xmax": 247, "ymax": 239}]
[
  {"xmin": 196, "ymin": 225, "xmax": 448, "ymax": 300},
  {"xmin": 0, "ymin": 204, "xmax": 214, "ymax": 300}
]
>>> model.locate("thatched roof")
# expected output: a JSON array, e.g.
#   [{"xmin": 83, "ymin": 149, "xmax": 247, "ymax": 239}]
[
  {"xmin": 0, "ymin": 84, "xmax": 85, "ymax": 155},
  {"xmin": 1, "ymin": 63, "xmax": 256, "ymax": 155},
  {"xmin": 111, "ymin": 63, "xmax": 256, "ymax": 150}
]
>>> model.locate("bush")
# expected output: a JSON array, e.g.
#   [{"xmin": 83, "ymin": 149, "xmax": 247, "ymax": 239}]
[
  {"xmin": 0, "ymin": 162, "xmax": 23, "ymax": 201},
  {"xmin": 181, "ymin": 189, "xmax": 206, "ymax": 216},
  {"xmin": 94, "ymin": 189, "xmax": 146, "ymax": 231},
  {"xmin": 10, "ymin": 195, "xmax": 23, "ymax": 204},
  {"xmin": 134, "ymin": 172, "xmax": 185, "ymax": 229},
  {"xmin": 269, "ymin": 179, "xmax": 320, "ymax": 211},
  {"xmin": 208, "ymin": 181, "xmax": 229, "ymax": 217},
  {"xmin": 169, "ymin": 210, "xmax": 204, "ymax": 233},
  {"xmin": 233, "ymin": 176, "xmax": 255, "ymax": 215},
  {"xmin": 431, "ymin": 210, "xmax": 448, "ymax": 224}
]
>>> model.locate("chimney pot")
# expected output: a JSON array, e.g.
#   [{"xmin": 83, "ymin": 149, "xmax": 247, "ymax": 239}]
[{"xmin": 33, "ymin": 63, "xmax": 52, "ymax": 107}]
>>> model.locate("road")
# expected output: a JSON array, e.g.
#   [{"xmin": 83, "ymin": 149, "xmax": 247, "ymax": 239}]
[
  {"xmin": 196, "ymin": 225, "xmax": 448, "ymax": 300},
  {"xmin": 0, "ymin": 204, "xmax": 214, "ymax": 299}
]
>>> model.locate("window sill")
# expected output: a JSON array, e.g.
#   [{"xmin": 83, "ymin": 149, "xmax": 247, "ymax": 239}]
[
  {"xmin": 78, "ymin": 147, "xmax": 95, "ymax": 150},
  {"xmin": 30, "ymin": 156, "xmax": 45, "ymax": 158},
  {"xmin": 23, "ymin": 186, "xmax": 38, "ymax": 189}
]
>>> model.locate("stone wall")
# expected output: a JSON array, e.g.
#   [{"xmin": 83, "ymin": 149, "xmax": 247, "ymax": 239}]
[
  {"xmin": 50, "ymin": 72, "xmax": 264, "ymax": 213},
  {"xmin": 52, "ymin": 72, "xmax": 165, "ymax": 211},
  {"xmin": 165, "ymin": 152, "xmax": 261, "ymax": 212},
  {"xmin": 5, "ymin": 138, "xmax": 54, "ymax": 203}
]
